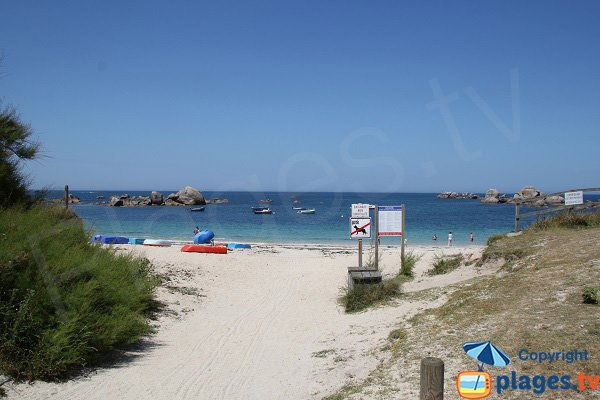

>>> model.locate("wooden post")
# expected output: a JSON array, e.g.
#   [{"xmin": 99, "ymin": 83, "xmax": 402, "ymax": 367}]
[
  {"xmin": 358, "ymin": 239, "xmax": 363, "ymax": 268},
  {"xmin": 420, "ymin": 357, "xmax": 444, "ymax": 400},
  {"xmin": 374, "ymin": 205, "xmax": 379, "ymax": 270},
  {"xmin": 400, "ymin": 204, "xmax": 405, "ymax": 262},
  {"xmin": 64, "ymin": 185, "xmax": 69, "ymax": 209},
  {"xmin": 515, "ymin": 203, "xmax": 521, "ymax": 232}
]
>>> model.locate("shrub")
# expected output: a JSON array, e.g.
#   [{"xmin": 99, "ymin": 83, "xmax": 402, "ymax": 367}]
[
  {"xmin": 340, "ymin": 276, "xmax": 403, "ymax": 313},
  {"xmin": 429, "ymin": 253, "xmax": 464, "ymax": 275},
  {"xmin": 400, "ymin": 250, "xmax": 421, "ymax": 277},
  {"xmin": 583, "ymin": 287, "xmax": 599, "ymax": 305},
  {"xmin": 0, "ymin": 206, "xmax": 159, "ymax": 381}
]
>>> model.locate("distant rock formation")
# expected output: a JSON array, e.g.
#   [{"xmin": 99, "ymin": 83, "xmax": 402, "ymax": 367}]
[
  {"xmin": 165, "ymin": 186, "xmax": 206, "ymax": 206},
  {"xmin": 109, "ymin": 194, "xmax": 151, "ymax": 207},
  {"xmin": 150, "ymin": 191, "xmax": 164, "ymax": 205},
  {"xmin": 436, "ymin": 192, "xmax": 479, "ymax": 199},
  {"xmin": 481, "ymin": 188, "xmax": 507, "ymax": 204},
  {"xmin": 68, "ymin": 194, "xmax": 80, "ymax": 204}
]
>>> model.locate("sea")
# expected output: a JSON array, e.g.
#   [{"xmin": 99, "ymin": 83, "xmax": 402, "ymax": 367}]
[{"xmin": 44, "ymin": 190, "xmax": 591, "ymax": 247}]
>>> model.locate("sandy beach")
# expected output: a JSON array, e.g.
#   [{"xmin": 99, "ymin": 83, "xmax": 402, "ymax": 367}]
[{"xmin": 6, "ymin": 242, "xmax": 491, "ymax": 400}]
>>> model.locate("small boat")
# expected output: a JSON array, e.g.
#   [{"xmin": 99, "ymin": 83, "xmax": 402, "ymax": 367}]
[
  {"xmin": 297, "ymin": 209, "xmax": 315, "ymax": 214},
  {"xmin": 292, "ymin": 206, "xmax": 306, "ymax": 210},
  {"xmin": 258, "ymin": 199, "xmax": 273, "ymax": 203},
  {"xmin": 252, "ymin": 207, "xmax": 273, "ymax": 214},
  {"xmin": 181, "ymin": 244, "xmax": 228, "ymax": 254},
  {"xmin": 143, "ymin": 239, "xmax": 172, "ymax": 247},
  {"xmin": 190, "ymin": 207, "xmax": 205, "ymax": 212}
]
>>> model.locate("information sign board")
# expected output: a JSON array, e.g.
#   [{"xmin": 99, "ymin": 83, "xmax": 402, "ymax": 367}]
[{"xmin": 378, "ymin": 206, "xmax": 403, "ymax": 236}]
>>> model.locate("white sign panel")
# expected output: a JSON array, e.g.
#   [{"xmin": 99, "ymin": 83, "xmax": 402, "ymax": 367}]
[
  {"xmin": 350, "ymin": 218, "xmax": 371, "ymax": 239},
  {"xmin": 378, "ymin": 206, "xmax": 403, "ymax": 236},
  {"xmin": 564, "ymin": 191, "xmax": 584, "ymax": 206},
  {"xmin": 351, "ymin": 203, "xmax": 370, "ymax": 218}
]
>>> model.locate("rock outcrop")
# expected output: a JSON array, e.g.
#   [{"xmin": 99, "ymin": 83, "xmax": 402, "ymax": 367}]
[
  {"xmin": 437, "ymin": 192, "xmax": 479, "ymax": 199},
  {"xmin": 109, "ymin": 194, "xmax": 151, "ymax": 207},
  {"xmin": 481, "ymin": 188, "xmax": 502, "ymax": 203},
  {"xmin": 68, "ymin": 194, "xmax": 80, "ymax": 204},
  {"xmin": 165, "ymin": 186, "xmax": 206, "ymax": 206},
  {"xmin": 150, "ymin": 191, "xmax": 164, "ymax": 205}
]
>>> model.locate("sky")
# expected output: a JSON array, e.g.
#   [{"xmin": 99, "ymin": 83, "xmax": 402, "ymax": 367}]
[{"xmin": 1, "ymin": 0, "xmax": 599, "ymax": 193}]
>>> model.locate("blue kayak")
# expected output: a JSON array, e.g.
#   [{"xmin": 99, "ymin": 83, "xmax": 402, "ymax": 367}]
[
  {"xmin": 128, "ymin": 238, "xmax": 145, "ymax": 245},
  {"xmin": 91, "ymin": 235, "xmax": 129, "ymax": 245},
  {"xmin": 227, "ymin": 243, "xmax": 251, "ymax": 249},
  {"xmin": 194, "ymin": 230, "xmax": 215, "ymax": 244}
]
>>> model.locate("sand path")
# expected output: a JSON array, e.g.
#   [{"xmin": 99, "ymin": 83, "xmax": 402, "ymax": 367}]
[{"xmin": 8, "ymin": 244, "xmax": 487, "ymax": 400}]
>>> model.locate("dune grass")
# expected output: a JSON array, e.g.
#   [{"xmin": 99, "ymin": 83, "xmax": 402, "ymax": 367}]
[
  {"xmin": 428, "ymin": 253, "xmax": 464, "ymax": 275},
  {"xmin": 0, "ymin": 206, "xmax": 159, "ymax": 381}
]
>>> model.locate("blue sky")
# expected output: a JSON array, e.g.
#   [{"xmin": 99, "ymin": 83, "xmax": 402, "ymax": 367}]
[{"xmin": 1, "ymin": 1, "xmax": 599, "ymax": 193}]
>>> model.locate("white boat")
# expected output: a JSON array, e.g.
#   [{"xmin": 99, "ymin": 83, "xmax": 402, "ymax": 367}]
[
  {"xmin": 143, "ymin": 239, "xmax": 172, "ymax": 247},
  {"xmin": 292, "ymin": 207, "xmax": 305, "ymax": 210},
  {"xmin": 297, "ymin": 209, "xmax": 315, "ymax": 214},
  {"xmin": 252, "ymin": 207, "xmax": 273, "ymax": 214}
]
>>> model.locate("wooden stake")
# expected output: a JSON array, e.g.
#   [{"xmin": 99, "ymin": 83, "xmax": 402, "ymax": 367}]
[
  {"xmin": 358, "ymin": 239, "xmax": 363, "ymax": 268},
  {"xmin": 420, "ymin": 357, "xmax": 444, "ymax": 400},
  {"xmin": 515, "ymin": 203, "xmax": 521, "ymax": 232},
  {"xmin": 64, "ymin": 185, "xmax": 69, "ymax": 209}
]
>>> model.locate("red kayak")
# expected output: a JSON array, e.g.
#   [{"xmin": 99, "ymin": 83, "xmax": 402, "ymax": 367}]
[{"xmin": 181, "ymin": 244, "xmax": 228, "ymax": 254}]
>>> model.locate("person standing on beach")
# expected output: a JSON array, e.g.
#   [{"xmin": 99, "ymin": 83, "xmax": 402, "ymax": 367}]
[
  {"xmin": 448, "ymin": 231, "xmax": 453, "ymax": 247},
  {"xmin": 470, "ymin": 232, "xmax": 474, "ymax": 243},
  {"xmin": 432, "ymin": 234, "xmax": 437, "ymax": 241},
  {"xmin": 194, "ymin": 226, "xmax": 200, "ymax": 235}
]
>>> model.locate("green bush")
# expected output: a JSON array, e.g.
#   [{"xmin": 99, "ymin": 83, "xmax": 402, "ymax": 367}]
[
  {"xmin": 0, "ymin": 206, "xmax": 159, "ymax": 381},
  {"xmin": 341, "ymin": 276, "xmax": 403, "ymax": 313},
  {"xmin": 583, "ymin": 287, "xmax": 599, "ymax": 305},
  {"xmin": 400, "ymin": 250, "xmax": 421, "ymax": 277},
  {"xmin": 429, "ymin": 253, "xmax": 464, "ymax": 275}
]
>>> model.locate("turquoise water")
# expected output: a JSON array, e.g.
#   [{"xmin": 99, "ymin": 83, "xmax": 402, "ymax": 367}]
[{"xmin": 49, "ymin": 191, "xmax": 569, "ymax": 246}]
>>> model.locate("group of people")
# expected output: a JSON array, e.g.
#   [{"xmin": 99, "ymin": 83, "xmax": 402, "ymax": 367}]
[{"xmin": 432, "ymin": 231, "xmax": 474, "ymax": 246}]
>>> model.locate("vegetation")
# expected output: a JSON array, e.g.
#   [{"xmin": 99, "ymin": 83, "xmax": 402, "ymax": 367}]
[
  {"xmin": 0, "ymin": 206, "xmax": 160, "ymax": 381},
  {"xmin": 0, "ymin": 107, "xmax": 40, "ymax": 207},
  {"xmin": 428, "ymin": 253, "xmax": 464, "ymax": 275},
  {"xmin": 583, "ymin": 287, "xmax": 598, "ymax": 304},
  {"xmin": 327, "ymin": 211, "xmax": 600, "ymax": 399},
  {"xmin": 340, "ymin": 275, "xmax": 404, "ymax": 313},
  {"xmin": 530, "ymin": 210, "xmax": 600, "ymax": 230},
  {"xmin": 400, "ymin": 250, "xmax": 421, "ymax": 277}
]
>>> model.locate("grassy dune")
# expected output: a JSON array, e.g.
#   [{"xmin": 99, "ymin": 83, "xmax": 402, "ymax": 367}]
[
  {"xmin": 0, "ymin": 206, "xmax": 159, "ymax": 382},
  {"xmin": 326, "ymin": 211, "xmax": 600, "ymax": 399}
]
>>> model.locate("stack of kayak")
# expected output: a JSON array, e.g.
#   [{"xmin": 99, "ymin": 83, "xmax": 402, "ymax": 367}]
[
  {"xmin": 91, "ymin": 235, "xmax": 171, "ymax": 247},
  {"xmin": 91, "ymin": 235, "xmax": 129, "ymax": 245}
]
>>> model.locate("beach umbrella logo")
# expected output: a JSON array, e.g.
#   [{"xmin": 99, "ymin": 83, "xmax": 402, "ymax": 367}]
[{"xmin": 456, "ymin": 341, "xmax": 510, "ymax": 399}]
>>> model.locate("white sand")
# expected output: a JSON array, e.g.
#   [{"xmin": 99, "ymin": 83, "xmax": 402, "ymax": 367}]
[{"xmin": 6, "ymin": 243, "xmax": 492, "ymax": 400}]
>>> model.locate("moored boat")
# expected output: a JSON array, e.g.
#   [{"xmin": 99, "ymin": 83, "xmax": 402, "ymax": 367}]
[
  {"xmin": 190, "ymin": 207, "xmax": 205, "ymax": 212},
  {"xmin": 252, "ymin": 207, "xmax": 273, "ymax": 214},
  {"xmin": 297, "ymin": 209, "xmax": 315, "ymax": 214}
]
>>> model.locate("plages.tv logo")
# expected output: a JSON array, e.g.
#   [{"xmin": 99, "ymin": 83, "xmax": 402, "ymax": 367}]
[{"xmin": 456, "ymin": 341, "xmax": 510, "ymax": 399}]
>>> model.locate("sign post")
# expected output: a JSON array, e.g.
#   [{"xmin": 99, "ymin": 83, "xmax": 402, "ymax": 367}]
[
  {"xmin": 350, "ymin": 217, "xmax": 371, "ymax": 268},
  {"xmin": 565, "ymin": 191, "xmax": 584, "ymax": 206},
  {"xmin": 377, "ymin": 205, "xmax": 404, "ymax": 266},
  {"xmin": 374, "ymin": 206, "xmax": 379, "ymax": 270}
]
